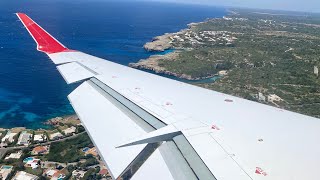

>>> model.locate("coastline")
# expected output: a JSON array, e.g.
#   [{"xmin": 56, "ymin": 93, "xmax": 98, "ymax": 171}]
[
  {"xmin": 0, "ymin": 20, "xmax": 220, "ymax": 131},
  {"xmin": 0, "ymin": 2, "xmax": 227, "ymax": 130},
  {"xmin": 129, "ymin": 51, "xmax": 215, "ymax": 81},
  {"xmin": 129, "ymin": 20, "xmax": 222, "ymax": 81},
  {"xmin": 0, "ymin": 114, "xmax": 82, "ymax": 150},
  {"xmin": 0, "ymin": 114, "xmax": 79, "ymax": 139}
]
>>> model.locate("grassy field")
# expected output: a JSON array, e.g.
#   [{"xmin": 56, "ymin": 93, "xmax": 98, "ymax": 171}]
[{"xmin": 46, "ymin": 133, "xmax": 93, "ymax": 163}]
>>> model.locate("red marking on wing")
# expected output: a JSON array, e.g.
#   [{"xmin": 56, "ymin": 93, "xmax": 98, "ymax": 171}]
[
  {"xmin": 255, "ymin": 167, "xmax": 267, "ymax": 176},
  {"xmin": 16, "ymin": 13, "xmax": 72, "ymax": 54},
  {"xmin": 211, "ymin": 125, "xmax": 220, "ymax": 130}
]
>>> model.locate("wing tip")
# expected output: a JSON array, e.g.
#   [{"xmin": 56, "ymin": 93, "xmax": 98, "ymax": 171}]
[
  {"xmin": 15, "ymin": 13, "xmax": 23, "ymax": 21},
  {"xmin": 16, "ymin": 12, "xmax": 26, "ymax": 18},
  {"xmin": 16, "ymin": 12, "xmax": 71, "ymax": 54}
]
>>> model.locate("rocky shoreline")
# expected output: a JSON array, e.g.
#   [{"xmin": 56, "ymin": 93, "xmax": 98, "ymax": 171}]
[
  {"xmin": 43, "ymin": 114, "xmax": 79, "ymax": 126},
  {"xmin": 143, "ymin": 22, "xmax": 201, "ymax": 52},
  {"xmin": 129, "ymin": 51, "xmax": 219, "ymax": 81},
  {"xmin": 143, "ymin": 33, "xmax": 174, "ymax": 52},
  {"xmin": 130, "ymin": 21, "xmax": 218, "ymax": 81},
  {"xmin": 129, "ymin": 51, "xmax": 198, "ymax": 80},
  {"xmin": 129, "ymin": 58, "xmax": 219, "ymax": 81}
]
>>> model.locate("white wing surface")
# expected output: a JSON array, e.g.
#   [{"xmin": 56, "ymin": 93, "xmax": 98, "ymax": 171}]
[{"xmin": 16, "ymin": 13, "xmax": 320, "ymax": 180}]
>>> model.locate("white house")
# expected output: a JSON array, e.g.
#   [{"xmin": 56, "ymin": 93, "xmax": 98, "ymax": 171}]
[
  {"xmin": 268, "ymin": 94, "xmax": 283, "ymax": 103},
  {"xmin": 63, "ymin": 126, "xmax": 76, "ymax": 135},
  {"xmin": 49, "ymin": 132, "xmax": 63, "ymax": 140},
  {"xmin": 1, "ymin": 131, "xmax": 17, "ymax": 143},
  {"xmin": 13, "ymin": 171, "xmax": 38, "ymax": 180},
  {"xmin": 17, "ymin": 131, "xmax": 32, "ymax": 146},
  {"xmin": 33, "ymin": 134, "xmax": 47, "ymax": 143},
  {"xmin": 5, "ymin": 151, "xmax": 22, "ymax": 160},
  {"xmin": 314, "ymin": 66, "xmax": 319, "ymax": 77}
]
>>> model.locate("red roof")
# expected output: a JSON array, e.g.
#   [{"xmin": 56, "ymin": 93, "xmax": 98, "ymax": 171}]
[
  {"xmin": 99, "ymin": 169, "xmax": 108, "ymax": 175},
  {"xmin": 33, "ymin": 146, "xmax": 47, "ymax": 153}
]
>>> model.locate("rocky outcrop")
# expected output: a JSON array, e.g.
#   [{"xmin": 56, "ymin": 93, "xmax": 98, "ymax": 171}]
[
  {"xmin": 129, "ymin": 61, "xmax": 194, "ymax": 80},
  {"xmin": 143, "ymin": 33, "xmax": 173, "ymax": 52},
  {"xmin": 129, "ymin": 52, "xmax": 217, "ymax": 81},
  {"xmin": 133, "ymin": 21, "xmax": 214, "ymax": 80},
  {"xmin": 129, "ymin": 52, "xmax": 195, "ymax": 80},
  {"xmin": 129, "ymin": 52, "xmax": 176, "ymax": 73}
]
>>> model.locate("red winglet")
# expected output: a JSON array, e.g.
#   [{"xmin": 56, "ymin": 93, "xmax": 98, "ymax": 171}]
[{"xmin": 16, "ymin": 13, "xmax": 72, "ymax": 54}]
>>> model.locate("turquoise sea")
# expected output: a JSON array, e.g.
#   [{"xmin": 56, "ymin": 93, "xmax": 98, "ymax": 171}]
[{"xmin": 0, "ymin": 0, "xmax": 225, "ymax": 129}]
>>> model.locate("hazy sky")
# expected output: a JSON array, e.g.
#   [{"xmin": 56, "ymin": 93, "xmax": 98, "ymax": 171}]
[{"xmin": 148, "ymin": 0, "xmax": 320, "ymax": 13}]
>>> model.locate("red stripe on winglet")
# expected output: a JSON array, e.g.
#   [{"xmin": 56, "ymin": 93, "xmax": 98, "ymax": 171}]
[{"xmin": 16, "ymin": 13, "xmax": 71, "ymax": 54}]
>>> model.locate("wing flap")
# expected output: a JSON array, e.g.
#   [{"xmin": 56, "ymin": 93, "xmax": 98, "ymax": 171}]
[
  {"xmin": 68, "ymin": 81, "xmax": 147, "ymax": 179},
  {"xmin": 47, "ymin": 52, "xmax": 75, "ymax": 64},
  {"xmin": 57, "ymin": 62, "xmax": 96, "ymax": 84},
  {"xmin": 184, "ymin": 132, "xmax": 251, "ymax": 180},
  {"xmin": 131, "ymin": 149, "xmax": 174, "ymax": 180}
]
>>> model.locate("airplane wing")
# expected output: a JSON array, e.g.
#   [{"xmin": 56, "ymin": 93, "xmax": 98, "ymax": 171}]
[{"xmin": 16, "ymin": 13, "xmax": 320, "ymax": 180}]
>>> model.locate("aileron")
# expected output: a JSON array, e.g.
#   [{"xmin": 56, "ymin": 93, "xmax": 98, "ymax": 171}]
[{"xmin": 57, "ymin": 62, "xmax": 96, "ymax": 84}]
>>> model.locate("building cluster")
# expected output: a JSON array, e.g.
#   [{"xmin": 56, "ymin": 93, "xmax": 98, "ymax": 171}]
[
  {"xmin": 0, "ymin": 146, "xmax": 50, "ymax": 179},
  {"xmin": 223, "ymin": 16, "xmax": 248, "ymax": 21},
  {"xmin": 258, "ymin": 92, "xmax": 283, "ymax": 104},
  {"xmin": 0, "ymin": 116, "xmax": 110, "ymax": 179},
  {"xmin": 259, "ymin": 19, "xmax": 276, "ymax": 25},
  {"xmin": 0, "ymin": 137, "xmax": 109, "ymax": 179},
  {"xmin": 0, "ymin": 144, "xmax": 108, "ymax": 179},
  {"xmin": 172, "ymin": 30, "xmax": 237, "ymax": 46},
  {"xmin": 0, "ymin": 141, "xmax": 110, "ymax": 180},
  {"xmin": 0, "ymin": 124, "xmax": 79, "ymax": 148},
  {"xmin": 0, "ymin": 166, "xmax": 39, "ymax": 180}
]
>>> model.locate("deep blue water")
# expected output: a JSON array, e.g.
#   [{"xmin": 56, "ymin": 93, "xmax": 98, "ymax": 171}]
[{"xmin": 0, "ymin": 0, "xmax": 225, "ymax": 129}]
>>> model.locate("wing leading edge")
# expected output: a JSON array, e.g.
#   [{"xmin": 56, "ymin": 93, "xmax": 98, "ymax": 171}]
[{"xmin": 16, "ymin": 13, "xmax": 320, "ymax": 180}]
